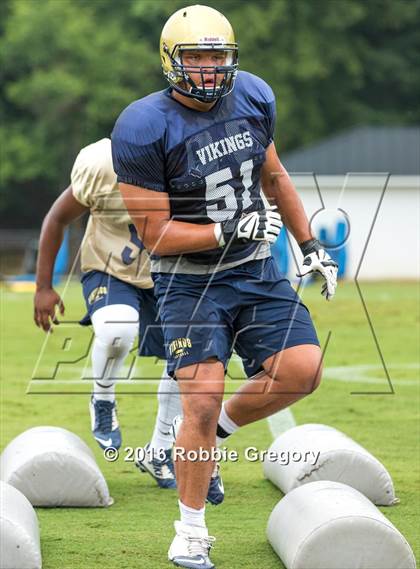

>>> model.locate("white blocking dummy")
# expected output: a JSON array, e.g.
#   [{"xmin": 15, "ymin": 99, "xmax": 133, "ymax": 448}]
[
  {"xmin": 263, "ymin": 423, "xmax": 398, "ymax": 505},
  {"xmin": 267, "ymin": 480, "xmax": 415, "ymax": 569},
  {"xmin": 0, "ymin": 481, "xmax": 42, "ymax": 569},
  {"xmin": 0, "ymin": 426, "xmax": 112, "ymax": 507}
]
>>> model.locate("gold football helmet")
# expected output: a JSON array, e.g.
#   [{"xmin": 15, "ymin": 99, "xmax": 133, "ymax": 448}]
[{"xmin": 160, "ymin": 4, "xmax": 238, "ymax": 103}]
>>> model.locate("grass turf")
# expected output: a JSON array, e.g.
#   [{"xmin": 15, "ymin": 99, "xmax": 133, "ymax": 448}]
[{"xmin": 1, "ymin": 280, "xmax": 419, "ymax": 568}]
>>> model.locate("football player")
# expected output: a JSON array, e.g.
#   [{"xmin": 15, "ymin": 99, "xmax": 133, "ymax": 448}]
[
  {"xmin": 34, "ymin": 138, "xmax": 182, "ymax": 489},
  {"xmin": 112, "ymin": 5, "xmax": 338, "ymax": 568}
]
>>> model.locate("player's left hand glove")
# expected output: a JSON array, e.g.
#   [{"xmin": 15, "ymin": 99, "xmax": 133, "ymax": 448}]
[{"xmin": 296, "ymin": 238, "xmax": 338, "ymax": 301}]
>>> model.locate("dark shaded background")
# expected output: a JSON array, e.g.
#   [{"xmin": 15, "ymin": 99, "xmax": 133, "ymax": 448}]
[{"xmin": 1, "ymin": 0, "xmax": 419, "ymax": 228}]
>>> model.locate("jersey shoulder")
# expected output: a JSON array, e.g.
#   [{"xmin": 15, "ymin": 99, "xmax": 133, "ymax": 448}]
[
  {"xmin": 112, "ymin": 90, "xmax": 169, "ymax": 147},
  {"xmin": 71, "ymin": 138, "xmax": 116, "ymax": 207},
  {"xmin": 235, "ymin": 70, "xmax": 275, "ymax": 105},
  {"xmin": 74, "ymin": 138, "xmax": 113, "ymax": 174},
  {"xmin": 111, "ymin": 91, "xmax": 171, "ymax": 192}
]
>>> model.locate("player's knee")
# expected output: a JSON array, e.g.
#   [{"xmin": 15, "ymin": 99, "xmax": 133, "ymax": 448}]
[
  {"xmin": 267, "ymin": 346, "xmax": 322, "ymax": 394},
  {"xmin": 304, "ymin": 361, "xmax": 322, "ymax": 393},
  {"xmin": 96, "ymin": 323, "xmax": 137, "ymax": 356},
  {"xmin": 183, "ymin": 395, "xmax": 222, "ymax": 435},
  {"xmin": 92, "ymin": 305, "xmax": 138, "ymax": 356},
  {"xmin": 295, "ymin": 352, "xmax": 323, "ymax": 394}
]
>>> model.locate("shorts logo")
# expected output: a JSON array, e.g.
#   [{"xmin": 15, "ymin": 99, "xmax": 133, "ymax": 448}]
[
  {"xmin": 169, "ymin": 337, "xmax": 192, "ymax": 358},
  {"xmin": 88, "ymin": 286, "xmax": 108, "ymax": 305}
]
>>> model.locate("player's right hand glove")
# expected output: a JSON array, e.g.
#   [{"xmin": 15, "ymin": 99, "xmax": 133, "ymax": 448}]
[{"xmin": 214, "ymin": 208, "xmax": 282, "ymax": 247}]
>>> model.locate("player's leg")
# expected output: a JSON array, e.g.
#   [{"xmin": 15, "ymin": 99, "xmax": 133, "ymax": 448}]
[
  {"xmin": 216, "ymin": 256, "xmax": 321, "ymax": 442},
  {"xmin": 133, "ymin": 287, "xmax": 181, "ymax": 488},
  {"xmin": 172, "ymin": 412, "xmax": 225, "ymax": 506},
  {"xmin": 91, "ymin": 304, "xmax": 138, "ymax": 399},
  {"xmin": 89, "ymin": 303, "xmax": 138, "ymax": 449},
  {"xmin": 168, "ymin": 359, "xmax": 224, "ymax": 569},
  {"xmin": 175, "ymin": 359, "xmax": 225, "ymax": 510},
  {"xmin": 136, "ymin": 367, "xmax": 181, "ymax": 489},
  {"xmin": 137, "ymin": 287, "xmax": 183, "ymax": 455},
  {"xmin": 219, "ymin": 344, "xmax": 322, "ymax": 432},
  {"xmin": 152, "ymin": 271, "xmax": 231, "ymax": 568},
  {"xmin": 151, "ymin": 368, "xmax": 182, "ymax": 451},
  {"xmin": 80, "ymin": 271, "xmax": 139, "ymax": 449}
]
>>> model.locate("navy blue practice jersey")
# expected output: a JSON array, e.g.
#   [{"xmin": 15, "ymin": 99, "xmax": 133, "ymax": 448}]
[{"xmin": 112, "ymin": 71, "xmax": 276, "ymax": 274}]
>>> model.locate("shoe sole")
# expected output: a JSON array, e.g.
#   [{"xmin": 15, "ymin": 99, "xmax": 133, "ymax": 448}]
[
  {"xmin": 171, "ymin": 560, "xmax": 215, "ymax": 569},
  {"xmin": 136, "ymin": 461, "xmax": 147, "ymax": 473},
  {"xmin": 206, "ymin": 496, "xmax": 224, "ymax": 506}
]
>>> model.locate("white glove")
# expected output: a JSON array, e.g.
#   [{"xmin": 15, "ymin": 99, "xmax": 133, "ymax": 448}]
[
  {"xmin": 215, "ymin": 208, "xmax": 282, "ymax": 246},
  {"xmin": 297, "ymin": 239, "xmax": 338, "ymax": 301}
]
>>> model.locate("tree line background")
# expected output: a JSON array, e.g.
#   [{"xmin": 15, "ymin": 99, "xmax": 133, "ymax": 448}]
[{"xmin": 1, "ymin": 0, "xmax": 419, "ymax": 229}]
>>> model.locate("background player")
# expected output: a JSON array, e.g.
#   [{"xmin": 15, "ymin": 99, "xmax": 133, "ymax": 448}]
[{"xmin": 34, "ymin": 137, "xmax": 182, "ymax": 489}]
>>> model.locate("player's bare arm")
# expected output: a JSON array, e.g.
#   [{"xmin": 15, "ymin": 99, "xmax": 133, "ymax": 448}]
[
  {"xmin": 261, "ymin": 142, "xmax": 312, "ymax": 244},
  {"xmin": 119, "ymin": 183, "xmax": 281, "ymax": 256},
  {"xmin": 261, "ymin": 142, "xmax": 338, "ymax": 300},
  {"xmin": 119, "ymin": 184, "xmax": 218, "ymax": 255},
  {"xmin": 34, "ymin": 186, "xmax": 88, "ymax": 331}
]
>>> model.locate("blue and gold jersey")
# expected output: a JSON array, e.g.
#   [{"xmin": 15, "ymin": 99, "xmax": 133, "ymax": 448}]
[{"xmin": 112, "ymin": 71, "xmax": 276, "ymax": 274}]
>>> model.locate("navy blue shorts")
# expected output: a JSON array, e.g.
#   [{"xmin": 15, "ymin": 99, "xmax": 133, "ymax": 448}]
[
  {"xmin": 80, "ymin": 271, "xmax": 165, "ymax": 359},
  {"xmin": 152, "ymin": 257, "xmax": 319, "ymax": 378}
]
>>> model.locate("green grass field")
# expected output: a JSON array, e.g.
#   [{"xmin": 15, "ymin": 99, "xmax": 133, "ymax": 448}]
[{"xmin": 1, "ymin": 280, "xmax": 419, "ymax": 569}]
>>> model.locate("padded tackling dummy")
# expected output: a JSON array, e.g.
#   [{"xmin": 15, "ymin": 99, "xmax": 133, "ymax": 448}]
[
  {"xmin": 0, "ymin": 426, "xmax": 112, "ymax": 507},
  {"xmin": 0, "ymin": 481, "xmax": 42, "ymax": 569},
  {"xmin": 267, "ymin": 481, "xmax": 416, "ymax": 569},
  {"xmin": 263, "ymin": 423, "xmax": 398, "ymax": 505}
]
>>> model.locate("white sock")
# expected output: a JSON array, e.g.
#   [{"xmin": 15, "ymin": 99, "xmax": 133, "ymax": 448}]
[
  {"xmin": 179, "ymin": 500, "xmax": 206, "ymax": 528},
  {"xmin": 91, "ymin": 304, "xmax": 138, "ymax": 402},
  {"xmin": 216, "ymin": 402, "xmax": 239, "ymax": 446},
  {"xmin": 150, "ymin": 368, "xmax": 182, "ymax": 451}
]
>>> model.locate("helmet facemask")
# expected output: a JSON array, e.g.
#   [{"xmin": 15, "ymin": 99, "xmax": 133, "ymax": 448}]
[{"xmin": 163, "ymin": 42, "xmax": 238, "ymax": 103}]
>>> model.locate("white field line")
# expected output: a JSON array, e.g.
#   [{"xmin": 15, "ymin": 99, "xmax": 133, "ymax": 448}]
[
  {"xmin": 267, "ymin": 408, "xmax": 297, "ymax": 439},
  {"xmin": 322, "ymin": 363, "xmax": 419, "ymax": 385},
  {"xmin": 264, "ymin": 362, "xmax": 419, "ymax": 441},
  {"xmin": 29, "ymin": 363, "xmax": 419, "ymax": 386}
]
